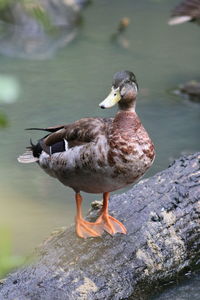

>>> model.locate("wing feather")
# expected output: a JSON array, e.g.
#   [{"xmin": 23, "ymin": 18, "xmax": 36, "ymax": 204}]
[{"xmin": 43, "ymin": 117, "xmax": 112, "ymax": 147}]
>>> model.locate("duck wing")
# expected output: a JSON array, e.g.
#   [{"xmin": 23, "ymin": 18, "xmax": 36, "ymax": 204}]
[{"xmin": 29, "ymin": 117, "xmax": 113, "ymax": 156}]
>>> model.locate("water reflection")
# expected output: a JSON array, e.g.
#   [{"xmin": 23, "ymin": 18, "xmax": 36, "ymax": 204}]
[
  {"xmin": 0, "ymin": 74, "xmax": 20, "ymax": 128},
  {"xmin": 0, "ymin": 75, "xmax": 20, "ymax": 103},
  {"xmin": 0, "ymin": 0, "xmax": 88, "ymax": 59},
  {"xmin": 152, "ymin": 272, "xmax": 200, "ymax": 300}
]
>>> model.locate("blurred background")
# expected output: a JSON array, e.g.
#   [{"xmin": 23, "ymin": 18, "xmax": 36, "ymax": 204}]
[{"xmin": 0, "ymin": 0, "xmax": 199, "ymax": 295}]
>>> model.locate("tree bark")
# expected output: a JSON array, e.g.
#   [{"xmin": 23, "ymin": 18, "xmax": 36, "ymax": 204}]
[{"xmin": 0, "ymin": 153, "xmax": 200, "ymax": 300}]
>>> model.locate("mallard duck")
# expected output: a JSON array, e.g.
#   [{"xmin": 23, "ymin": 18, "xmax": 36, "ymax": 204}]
[
  {"xmin": 18, "ymin": 71, "xmax": 155, "ymax": 238},
  {"xmin": 168, "ymin": 0, "xmax": 200, "ymax": 25}
]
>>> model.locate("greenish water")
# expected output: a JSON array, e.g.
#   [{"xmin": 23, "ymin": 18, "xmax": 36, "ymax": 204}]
[
  {"xmin": 0, "ymin": 0, "xmax": 199, "ymax": 294},
  {"xmin": 152, "ymin": 272, "xmax": 200, "ymax": 300}
]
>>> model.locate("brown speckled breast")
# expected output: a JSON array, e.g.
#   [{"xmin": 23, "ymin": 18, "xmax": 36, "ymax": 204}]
[{"xmin": 107, "ymin": 111, "xmax": 155, "ymax": 184}]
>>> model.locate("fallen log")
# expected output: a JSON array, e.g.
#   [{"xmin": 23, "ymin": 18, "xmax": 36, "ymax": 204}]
[{"xmin": 0, "ymin": 152, "xmax": 200, "ymax": 300}]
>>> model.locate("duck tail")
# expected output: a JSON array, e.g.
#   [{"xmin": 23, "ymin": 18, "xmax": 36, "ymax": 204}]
[
  {"xmin": 17, "ymin": 149, "xmax": 39, "ymax": 163},
  {"xmin": 17, "ymin": 139, "xmax": 40, "ymax": 164}
]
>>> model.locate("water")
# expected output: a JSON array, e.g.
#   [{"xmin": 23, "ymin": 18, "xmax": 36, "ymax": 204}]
[
  {"xmin": 0, "ymin": 0, "xmax": 199, "ymax": 295},
  {"xmin": 152, "ymin": 272, "xmax": 200, "ymax": 300}
]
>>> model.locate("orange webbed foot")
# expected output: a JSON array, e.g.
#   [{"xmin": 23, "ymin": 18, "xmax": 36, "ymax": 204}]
[
  {"xmin": 75, "ymin": 192, "xmax": 127, "ymax": 238},
  {"xmin": 95, "ymin": 213, "xmax": 127, "ymax": 235},
  {"xmin": 76, "ymin": 218, "xmax": 104, "ymax": 238},
  {"xmin": 94, "ymin": 192, "xmax": 127, "ymax": 236}
]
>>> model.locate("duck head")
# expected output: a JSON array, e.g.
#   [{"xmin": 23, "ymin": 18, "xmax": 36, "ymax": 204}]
[{"xmin": 99, "ymin": 70, "xmax": 138, "ymax": 111}]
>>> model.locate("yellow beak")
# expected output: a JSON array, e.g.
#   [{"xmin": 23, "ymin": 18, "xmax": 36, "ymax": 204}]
[{"xmin": 99, "ymin": 87, "xmax": 121, "ymax": 109}]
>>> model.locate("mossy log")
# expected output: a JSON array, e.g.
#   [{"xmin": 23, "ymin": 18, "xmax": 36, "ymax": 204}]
[{"xmin": 0, "ymin": 153, "xmax": 200, "ymax": 300}]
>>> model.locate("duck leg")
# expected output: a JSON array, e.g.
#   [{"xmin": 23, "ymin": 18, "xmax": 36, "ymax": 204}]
[
  {"xmin": 95, "ymin": 192, "xmax": 127, "ymax": 235},
  {"xmin": 75, "ymin": 193, "xmax": 103, "ymax": 238}
]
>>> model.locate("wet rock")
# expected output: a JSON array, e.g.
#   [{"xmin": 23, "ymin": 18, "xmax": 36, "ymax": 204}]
[
  {"xmin": 179, "ymin": 81, "xmax": 200, "ymax": 103},
  {"xmin": 0, "ymin": 152, "xmax": 199, "ymax": 299},
  {"xmin": 172, "ymin": 81, "xmax": 200, "ymax": 103},
  {"xmin": 0, "ymin": 0, "xmax": 89, "ymax": 59}
]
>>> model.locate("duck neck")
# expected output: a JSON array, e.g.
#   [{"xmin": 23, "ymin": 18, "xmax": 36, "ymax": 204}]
[
  {"xmin": 118, "ymin": 99, "xmax": 136, "ymax": 112},
  {"xmin": 113, "ymin": 108, "xmax": 141, "ymax": 133}
]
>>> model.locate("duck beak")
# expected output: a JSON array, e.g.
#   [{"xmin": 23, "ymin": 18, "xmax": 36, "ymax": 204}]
[{"xmin": 99, "ymin": 87, "xmax": 121, "ymax": 109}]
